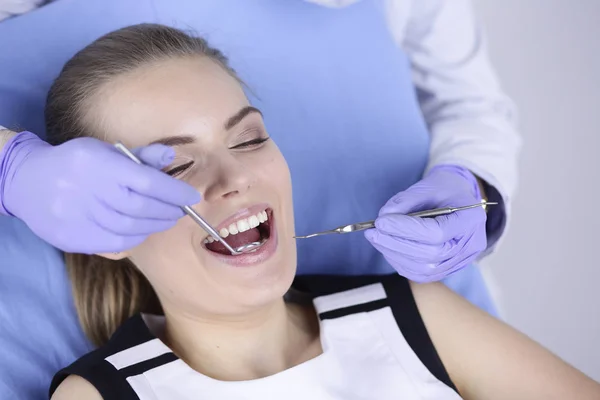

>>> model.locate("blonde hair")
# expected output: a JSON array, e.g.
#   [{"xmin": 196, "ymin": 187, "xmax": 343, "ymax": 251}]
[
  {"xmin": 65, "ymin": 254, "xmax": 161, "ymax": 346},
  {"xmin": 45, "ymin": 24, "xmax": 239, "ymax": 346}
]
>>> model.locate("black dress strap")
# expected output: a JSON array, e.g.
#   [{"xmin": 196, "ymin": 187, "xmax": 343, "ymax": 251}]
[
  {"xmin": 49, "ymin": 314, "xmax": 174, "ymax": 400},
  {"xmin": 50, "ymin": 353, "xmax": 140, "ymax": 400},
  {"xmin": 381, "ymin": 275, "xmax": 458, "ymax": 393}
]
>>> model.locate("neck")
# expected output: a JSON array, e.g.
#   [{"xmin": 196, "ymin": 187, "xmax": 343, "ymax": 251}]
[{"xmin": 162, "ymin": 299, "xmax": 321, "ymax": 381}]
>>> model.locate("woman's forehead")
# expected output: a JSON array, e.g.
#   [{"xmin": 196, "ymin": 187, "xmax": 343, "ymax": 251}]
[{"xmin": 94, "ymin": 57, "xmax": 249, "ymax": 145}]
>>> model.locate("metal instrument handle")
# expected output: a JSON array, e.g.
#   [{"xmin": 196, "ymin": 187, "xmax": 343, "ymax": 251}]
[
  {"xmin": 113, "ymin": 142, "xmax": 241, "ymax": 255},
  {"xmin": 341, "ymin": 221, "xmax": 376, "ymax": 233},
  {"xmin": 406, "ymin": 207, "xmax": 454, "ymax": 218},
  {"xmin": 340, "ymin": 204, "xmax": 484, "ymax": 233}
]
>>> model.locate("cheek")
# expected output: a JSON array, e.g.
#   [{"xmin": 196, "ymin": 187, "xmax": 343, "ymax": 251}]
[
  {"xmin": 255, "ymin": 148, "xmax": 292, "ymax": 190},
  {"xmin": 256, "ymin": 150, "xmax": 295, "ymax": 233},
  {"xmin": 133, "ymin": 222, "xmax": 190, "ymax": 258},
  {"xmin": 127, "ymin": 221, "xmax": 202, "ymax": 291}
]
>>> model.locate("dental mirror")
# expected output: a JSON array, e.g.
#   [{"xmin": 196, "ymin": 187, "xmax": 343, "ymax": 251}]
[{"xmin": 234, "ymin": 239, "xmax": 267, "ymax": 254}]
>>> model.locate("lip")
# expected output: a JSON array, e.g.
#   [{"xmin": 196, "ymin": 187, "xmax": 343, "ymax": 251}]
[{"xmin": 202, "ymin": 206, "xmax": 278, "ymax": 267}]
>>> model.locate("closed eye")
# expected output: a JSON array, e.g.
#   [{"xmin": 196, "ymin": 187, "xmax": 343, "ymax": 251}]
[
  {"xmin": 165, "ymin": 137, "xmax": 269, "ymax": 176},
  {"xmin": 165, "ymin": 160, "xmax": 194, "ymax": 177},
  {"xmin": 229, "ymin": 137, "xmax": 270, "ymax": 150}
]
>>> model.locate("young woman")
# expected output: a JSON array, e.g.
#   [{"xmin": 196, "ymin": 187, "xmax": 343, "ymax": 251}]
[{"xmin": 48, "ymin": 24, "xmax": 599, "ymax": 400}]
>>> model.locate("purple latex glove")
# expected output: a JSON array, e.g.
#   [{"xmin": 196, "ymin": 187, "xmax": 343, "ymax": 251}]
[
  {"xmin": 364, "ymin": 165, "xmax": 487, "ymax": 283},
  {"xmin": 0, "ymin": 131, "xmax": 200, "ymax": 254}
]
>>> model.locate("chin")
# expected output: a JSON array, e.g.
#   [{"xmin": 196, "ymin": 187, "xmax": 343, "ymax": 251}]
[{"xmin": 232, "ymin": 240, "xmax": 297, "ymax": 307}]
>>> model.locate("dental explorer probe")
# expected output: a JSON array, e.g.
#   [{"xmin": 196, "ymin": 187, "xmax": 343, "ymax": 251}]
[{"xmin": 294, "ymin": 201, "xmax": 498, "ymax": 239}]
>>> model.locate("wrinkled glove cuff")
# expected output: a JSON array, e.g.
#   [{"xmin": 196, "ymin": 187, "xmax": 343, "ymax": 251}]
[
  {"xmin": 427, "ymin": 164, "xmax": 482, "ymax": 200},
  {"xmin": 0, "ymin": 131, "xmax": 41, "ymax": 216}
]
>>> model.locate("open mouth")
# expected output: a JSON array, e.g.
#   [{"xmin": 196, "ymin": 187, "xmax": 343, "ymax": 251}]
[{"xmin": 203, "ymin": 208, "xmax": 273, "ymax": 256}]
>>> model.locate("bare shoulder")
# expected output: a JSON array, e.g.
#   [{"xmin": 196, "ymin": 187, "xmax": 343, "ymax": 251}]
[
  {"xmin": 51, "ymin": 375, "xmax": 103, "ymax": 400},
  {"xmin": 408, "ymin": 281, "xmax": 600, "ymax": 400}
]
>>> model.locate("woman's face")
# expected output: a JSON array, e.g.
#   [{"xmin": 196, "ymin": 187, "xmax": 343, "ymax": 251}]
[{"xmin": 90, "ymin": 57, "xmax": 296, "ymax": 317}]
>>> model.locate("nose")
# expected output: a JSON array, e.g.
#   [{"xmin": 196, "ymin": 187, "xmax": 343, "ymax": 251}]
[{"xmin": 201, "ymin": 154, "xmax": 257, "ymax": 202}]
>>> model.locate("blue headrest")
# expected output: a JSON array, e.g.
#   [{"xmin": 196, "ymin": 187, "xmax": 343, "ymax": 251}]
[
  {"xmin": 0, "ymin": 0, "xmax": 160, "ymax": 137},
  {"xmin": 0, "ymin": 1, "xmax": 161, "ymax": 396}
]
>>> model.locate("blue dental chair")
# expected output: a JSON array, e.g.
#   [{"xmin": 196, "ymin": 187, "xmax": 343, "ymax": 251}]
[{"xmin": 0, "ymin": 1, "xmax": 496, "ymax": 398}]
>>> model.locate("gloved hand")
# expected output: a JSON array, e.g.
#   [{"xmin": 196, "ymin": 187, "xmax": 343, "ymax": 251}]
[
  {"xmin": 364, "ymin": 165, "xmax": 487, "ymax": 283},
  {"xmin": 0, "ymin": 131, "xmax": 200, "ymax": 254}
]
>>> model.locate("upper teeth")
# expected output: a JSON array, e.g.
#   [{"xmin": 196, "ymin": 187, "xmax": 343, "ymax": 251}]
[{"xmin": 205, "ymin": 210, "xmax": 268, "ymax": 243}]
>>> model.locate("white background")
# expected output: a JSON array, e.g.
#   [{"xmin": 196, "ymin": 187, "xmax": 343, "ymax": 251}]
[{"xmin": 475, "ymin": 0, "xmax": 600, "ymax": 381}]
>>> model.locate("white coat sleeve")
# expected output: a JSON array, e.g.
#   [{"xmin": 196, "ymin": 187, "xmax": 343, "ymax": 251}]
[
  {"xmin": 387, "ymin": 0, "xmax": 522, "ymax": 253},
  {"xmin": 0, "ymin": 0, "xmax": 46, "ymax": 22}
]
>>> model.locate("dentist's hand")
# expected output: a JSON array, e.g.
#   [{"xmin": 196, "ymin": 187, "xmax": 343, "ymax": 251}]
[
  {"xmin": 365, "ymin": 165, "xmax": 487, "ymax": 283},
  {"xmin": 0, "ymin": 131, "xmax": 200, "ymax": 254}
]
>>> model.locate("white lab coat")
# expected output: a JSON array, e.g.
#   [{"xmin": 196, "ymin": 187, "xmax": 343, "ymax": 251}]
[{"xmin": 0, "ymin": 0, "xmax": 520, "ymax": 253}]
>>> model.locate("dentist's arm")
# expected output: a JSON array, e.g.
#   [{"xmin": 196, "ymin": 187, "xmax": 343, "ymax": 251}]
[
  {"xmin": 366, "ymin": 0, "xmax": 520, "ymax": 282},
  {"xmin": 0, "ymin": 0, "xmax": 45, "ymax": 22},
  {"xmin": 0, "ymin": 130, "xmax": 201, "ymax": 254},
  {"xmin": 397, "ymin": 0, "xmax": 522, "ymax": 254}
]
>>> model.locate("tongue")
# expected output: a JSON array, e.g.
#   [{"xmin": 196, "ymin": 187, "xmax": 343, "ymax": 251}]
[{"xmin": 206, "ymin": 228, "xmax": 261, "ymax": 254}]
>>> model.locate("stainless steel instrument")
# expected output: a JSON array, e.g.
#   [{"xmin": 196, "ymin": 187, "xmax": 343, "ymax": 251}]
[
  {"xmin": 293, "ymin": 201, "xmax": 497, "ymax": 239},
  {"xmin": 113, "ymin": 142, "xmax": 263, "ymax": 255}
]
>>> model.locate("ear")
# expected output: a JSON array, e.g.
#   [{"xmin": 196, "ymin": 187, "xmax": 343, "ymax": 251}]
[{"xmin": 96, "ymin": 252, "xmax": 129, "ymax": 261}]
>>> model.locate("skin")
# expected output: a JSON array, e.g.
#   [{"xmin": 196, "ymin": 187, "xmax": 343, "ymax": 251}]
[
  {"xmin": 53, "ymin": 56, "xmax": 600, "ymax": 400},
  {"xmin": 0, "ymin": 127, "xmax": 16, "ymax": 149}
]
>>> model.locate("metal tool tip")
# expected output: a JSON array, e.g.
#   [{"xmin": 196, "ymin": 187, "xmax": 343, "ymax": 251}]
[{"xmin": 293, "ymin": 234, "xmax": 315, "ymax": 239}]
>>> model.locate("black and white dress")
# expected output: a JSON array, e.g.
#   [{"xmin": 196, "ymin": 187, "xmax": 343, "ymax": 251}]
[{"xmin": 50, "ymin": 275, "xmax": 462, "ymax": 399}]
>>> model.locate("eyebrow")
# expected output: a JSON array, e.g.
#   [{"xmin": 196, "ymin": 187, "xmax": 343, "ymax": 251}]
[
  {"xmin": 148, "ymin": 106, "xmax": 262, "ymax": 147},
  {"xmin": 225, "ymin": 106, "xmax": 262, "ymax": 130},
  {"xmin": 150, "ymin": 135, "xmax": 196, "ymax": 147}
]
